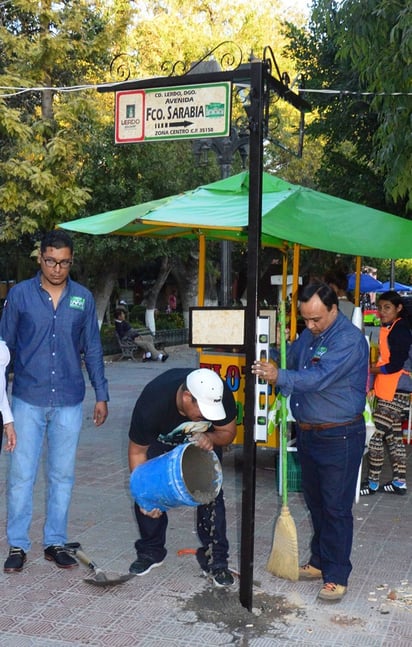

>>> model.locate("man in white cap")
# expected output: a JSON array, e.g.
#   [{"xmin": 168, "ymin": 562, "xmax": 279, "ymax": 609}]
[{"xmin": 128, "ymin": 368, "xmax": 237, "ymax": 587}]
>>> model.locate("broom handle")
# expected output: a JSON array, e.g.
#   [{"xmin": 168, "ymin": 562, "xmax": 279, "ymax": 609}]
[{"xmin": 279, "ymin": 301, "xmax": 289, "ymax": 507}]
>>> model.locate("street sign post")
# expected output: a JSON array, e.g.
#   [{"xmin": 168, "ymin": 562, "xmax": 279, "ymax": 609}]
[
  {"xmin": 99, "ymin": 56, "xmax": 310, "ymax": 611},
  {"xmin": 115, "ymin": 82, "xmax": 231, "ymax": 143}
]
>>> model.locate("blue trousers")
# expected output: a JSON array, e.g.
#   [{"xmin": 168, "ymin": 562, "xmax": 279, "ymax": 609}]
[
  {"xmin": 7, "ymin": 397, "xmax": 83, "ymax": 551},
  {"xmin": 133, "ymin": 443, "xmax": 229, "ymax": 570},
  {"xmin": 296, "ymin": 417, "xmax": 365, "ymax": 586}
]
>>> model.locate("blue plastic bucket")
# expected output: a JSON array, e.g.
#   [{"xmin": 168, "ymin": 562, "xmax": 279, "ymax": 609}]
[{"xmin": 130, "ymin": 443, "xmax": 223, "ymax": 512}]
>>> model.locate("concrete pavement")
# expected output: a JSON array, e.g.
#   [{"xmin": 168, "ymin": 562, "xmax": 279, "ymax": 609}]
[{"xmin": 0, "ymin": 346, "xmax": 411, "ymax": 646}]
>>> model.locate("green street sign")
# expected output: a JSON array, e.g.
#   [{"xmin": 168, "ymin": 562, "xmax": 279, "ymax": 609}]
[{"xmin": 115, "ymin": 82, "xmax": 232, "ymax": 143}]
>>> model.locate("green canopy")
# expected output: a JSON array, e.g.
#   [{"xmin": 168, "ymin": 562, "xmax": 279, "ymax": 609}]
[{"xmin": 59, "ymin": 171, "xmax": 412, "ymax": 259}]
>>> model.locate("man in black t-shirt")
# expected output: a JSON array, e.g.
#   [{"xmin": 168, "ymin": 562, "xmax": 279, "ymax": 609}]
[{"xmin": 128, "ymin": 368, "xmax": 237, "ymax": 587}]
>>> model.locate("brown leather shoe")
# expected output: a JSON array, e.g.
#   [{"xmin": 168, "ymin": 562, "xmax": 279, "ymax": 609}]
[
  {"xmin": 44, "ymin": 545, "xmax": 78, "ymax": 569},
  {"xmin": 4, "ymin": 547, "xmax": 26, "ymax": 573}
]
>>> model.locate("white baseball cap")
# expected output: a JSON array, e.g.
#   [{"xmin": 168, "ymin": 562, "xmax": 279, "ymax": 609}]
[{"xmin": 186, "ymin": 368, "xmax": 226, "ymax": 421}]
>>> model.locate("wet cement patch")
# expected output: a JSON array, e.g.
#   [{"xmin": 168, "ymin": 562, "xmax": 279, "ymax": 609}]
[{"xmin": 181, "ymin": 586, "xmax": 302, "ymax": 643}]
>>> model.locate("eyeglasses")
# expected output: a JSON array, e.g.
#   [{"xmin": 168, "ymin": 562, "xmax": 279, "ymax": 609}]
[{"xmin": 41, "ymin": 256, "xmax": 73, "ymax": 269}]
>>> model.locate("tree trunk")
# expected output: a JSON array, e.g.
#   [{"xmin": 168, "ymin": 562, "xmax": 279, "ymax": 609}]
[
  {"xmin": 42, "ymin": 87, "xmax": 54, "ymax": 121},
  {"xmin": 93, "ymin": 270, "xmax": 117, "ymax": 329},
  {"xmin": 204, "ymin": 265, "xmax": 219, "ymax": 306},
  {"xmin": 143, "ymin": 256, "xmax": 171, "ymax": 333},
  {"xmin": 173, "ymin": 251, "xmax": 201, "ymax": 328}
]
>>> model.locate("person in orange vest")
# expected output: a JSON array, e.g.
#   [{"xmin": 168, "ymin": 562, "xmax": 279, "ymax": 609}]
[{"xmin": 360, "ymin": 291, "xmax": 412, "ymax": 496}]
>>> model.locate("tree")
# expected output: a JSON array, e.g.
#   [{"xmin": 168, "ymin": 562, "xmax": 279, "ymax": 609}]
[
  {"xmin": 127, "ymin": 0, "xmax": 290, "ymax": 76},
  {"xmin": 336, "ymin": 0, "xmax": 412, "ymax": 210},
  {"xmin": 283, "ymin": 0, "xmax": 411, "ymax": 214},
  {"xmin": 0, "ymin": 0, "xmax": 135, "ymax": 241}
]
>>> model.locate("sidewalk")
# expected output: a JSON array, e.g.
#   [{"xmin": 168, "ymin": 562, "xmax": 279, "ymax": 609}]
[{"xmin": 0, "ymin": 346, "xmax": 411, "ymax": 646}]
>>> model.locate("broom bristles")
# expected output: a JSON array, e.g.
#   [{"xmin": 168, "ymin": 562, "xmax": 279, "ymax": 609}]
[{"xmin": 266, "ymin": 505, "xmax": 299, "ymax": 581}]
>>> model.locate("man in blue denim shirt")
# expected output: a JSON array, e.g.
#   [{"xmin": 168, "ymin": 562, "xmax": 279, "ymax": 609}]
[
  {"xmin": 253, "ymin": 282, "xmax": 368, "ymax": 601},
  {"xmin": 0, "ymin": 230, "xmax": 109, "ymax": 573}
]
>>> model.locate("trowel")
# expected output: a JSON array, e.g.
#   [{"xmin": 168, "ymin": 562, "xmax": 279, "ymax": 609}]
[{"xmin": 65, "ymin": 542, "xmax": 134, "ymax": 587}]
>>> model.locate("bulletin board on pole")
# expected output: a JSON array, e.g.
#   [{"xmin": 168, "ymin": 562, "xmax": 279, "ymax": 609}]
[{"xmin": 190, "ymin": 306, "xmax": 279, "ymax": 448}]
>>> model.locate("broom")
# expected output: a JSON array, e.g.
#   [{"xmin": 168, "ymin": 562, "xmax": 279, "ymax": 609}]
[{"xmin": 266, "ymin": 300, "xmax": 299, "ymax": 581}]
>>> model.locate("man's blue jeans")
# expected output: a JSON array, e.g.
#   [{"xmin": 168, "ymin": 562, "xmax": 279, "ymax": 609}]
[
  {"xmin": 296, "ymin": 417, "xmax": 365, "ymax": 586},
  {"xmin": 7, "ymin": 397, "xmax": 83, "ymax": 552}
]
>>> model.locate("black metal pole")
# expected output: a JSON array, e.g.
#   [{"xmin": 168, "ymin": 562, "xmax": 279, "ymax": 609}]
[
  {"xmin": 239, "ymin": 60, "xmax": 264, "ymax": 611},
  {"xmin": 390, "ymin": 259, "xmax": 395, "ymax": 288},
  {"xmin": 220, "ymin": 159, "xmax": 232, "ymax": 307}
]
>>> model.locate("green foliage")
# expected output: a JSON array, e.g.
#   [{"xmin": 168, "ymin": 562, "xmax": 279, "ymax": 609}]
[
  {"xmin": 0, "ymin": 0, "xmax": 133, "ymax": 241},
  {"xmin": 283, "ymin": 0, "xmax": 412, "ymax": 213},
  {"xmin": 99, "ymin": 324, "xmax": 120, "ymax": 355},
  {"xmin": 336, "ymin": 0, "xmax": 412, "ymax": 209},
  {"xmin": 367, "ymin": 258, "xmax": 412, "ymax": 286},
  {"xmin": 155, "ymin": 312, "xmax": 185, "ymax": 330},
  {"xmin": 127, "ymin": 0, "xmax": 289, "ymax": 77},
  {"xmin": 129, "ymin": 305, "xmax": 146, "ymax": 324}
]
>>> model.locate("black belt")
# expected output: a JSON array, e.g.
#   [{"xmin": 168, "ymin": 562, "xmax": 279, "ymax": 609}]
[{"xmin": 297, "ymin": 414, "xmax": 363, "ymax": 431}]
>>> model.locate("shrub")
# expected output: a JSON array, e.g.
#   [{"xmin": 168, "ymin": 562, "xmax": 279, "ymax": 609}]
[
  {"xmin": 155, "ymin": 312, "xmax": 185, "ymax": 330},
  {"xmin": 129, "ymin": 305, "xmax": 146, "ymax": 324},
  {"xmin": 100, "ymin": 324, "xmax": 119, "ymax": 355}
]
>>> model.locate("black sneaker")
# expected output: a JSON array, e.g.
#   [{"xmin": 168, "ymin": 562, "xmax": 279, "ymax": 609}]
[
  {"xmin": 382, "ymin": 481, "xmax": 407, "ymax": 495},
  {"xmin": 359, "ymin": 480, "xmax": 379, "ymax": 496},
  {"xmin": 203, "ymin": 567, "xmax": 235, "ymax": 588},
  {"xmin": 4, "ymin": 547, "xmax": 26, "ymax": 573},
  {"xmin": 129, "ymin": 555, "xmax": 164, "ymax": 576},
  {"xmin": 161, "ymin": 353, "xmax": 169, "ymax": 362},
  {"xmin": 44, "ymin": 545, "xmax": 78, "ymax": 569}
]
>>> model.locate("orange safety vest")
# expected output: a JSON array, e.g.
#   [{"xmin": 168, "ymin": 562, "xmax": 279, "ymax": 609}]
[{"xmin": 374, "ymin": 318, "xmax": 409, "ymax": 401}]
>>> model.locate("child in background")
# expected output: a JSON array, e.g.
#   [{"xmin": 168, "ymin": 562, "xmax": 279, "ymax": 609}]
[{"xmin": 361, "ymin": 291, "xmax": 412, "ymax": 495}]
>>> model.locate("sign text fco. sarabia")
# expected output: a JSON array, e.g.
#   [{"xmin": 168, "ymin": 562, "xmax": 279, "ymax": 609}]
[{"xmin": 115, "ymin": 82, "xmax": 231, "ymax": 143}]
